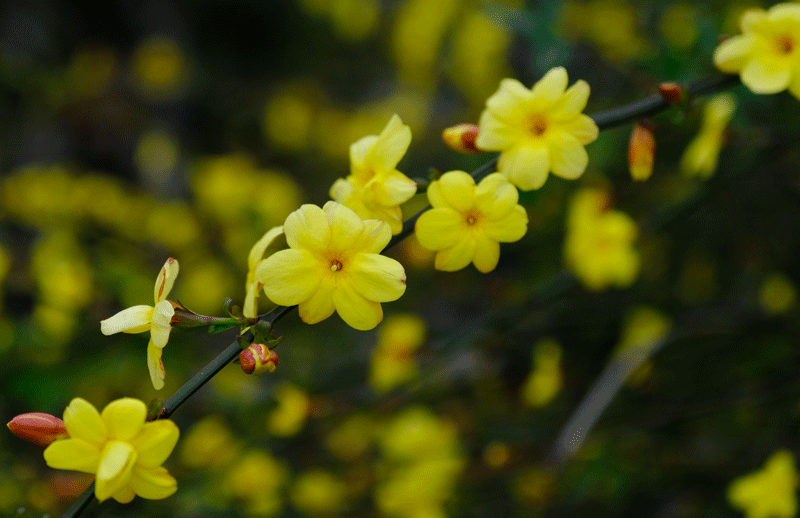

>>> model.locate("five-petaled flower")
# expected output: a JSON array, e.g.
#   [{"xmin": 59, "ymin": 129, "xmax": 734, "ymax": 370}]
[
  {"xmin": 330, "ymin": 114, "xmax": 417, "ymax": 235},
  {"xmin": 415, "ymin": 171, "xmax": 528, "ymax": 273},
  {"xmin": 475, "ymin": 67, "xmax": 599, "ymax": 191},
  {"xmin": 714, "ymin": 3, "xmax": 800, "ymax": 99},
  {"xmin": 43, "ymin": 397, "xmax": 179, "ymax": 504},
  {"xmin": 100, "ymin": 258, "xmax": 179, "ymax": 390},
  {"xmin": 256, "ymin": 201, "xmax": 406, "ymax": 331},
  {"xmin": 728, "ymin": 449, "xmax": 798, "ymax": 518}
]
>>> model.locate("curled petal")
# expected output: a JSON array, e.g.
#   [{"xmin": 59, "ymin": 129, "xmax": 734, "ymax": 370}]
[
  {"xmin": 63, "ymin": 398, "xmax": 107, "ymax": 446},
  {"xmin": 415, "ymin": 208, "xmax": 462, "ymax": 251},
  {"xmin": 298, "ymin": 277, "xmax": 337, "ymax": 325},
  {"xmin": 100, "ymin": 305, "xmax": 153, "ymax": 336},
  {"xmin": 284, "ymin": 204, "xmax": 331, "ymax": 253},
  {"xmin": 349, "ymin": 254, "xmax": 406, "ymax": 303},
  {"xmin": 329, "ymin": 177, "xmax": 357, "ymax": 204},
  {"xmin": 150, "ymin": 300, "xmax": 174, "ymax": 348},
  {"xmin": 372, "ymin": 171, "xmax": 417, "ymax": 207},
  {"xmin": 434, "ymin": 237, "xmax": 477, "ymax": 272},
  {"xmin": 131, "ymin": 420, "xmax": 180, "ymax": 468},
  {"xmin": 147, "ymin": 340, "xmax": 166, "ymax": 391},
  {"xmin": 154, "ymin": 258, "xmax": 179, "ymax": 303},
  {"xmin": 129, "ymin": 465, "xmax": 178, "ymax": 500},
  {"xmin": 257, "ymin": 249, "xmax": 321, "ymax": 306},
  {"xmin": 248, "ymin": 226, "xmax": 285, "ymax": 273},
  {"xmin": 43, "ymin": 438, "xmax": 101, "ymax": 473},
  {"xmin": 333, "ymin": 283, "xmax": 383, "ymax": 331},
  {"xmin": 100, "ymin": 398, "xmax": 146, "ymax": 442},
  {"xmin": 500, "ymin": 145, "xmax": 550, "ymax": 191},
  {"xmin": 95, "ymin": 441, "xmax": 137, "ymax": 502},
  {"xmin": 349, "ymin": 135, "xmax": 379, "ymax": 173}
]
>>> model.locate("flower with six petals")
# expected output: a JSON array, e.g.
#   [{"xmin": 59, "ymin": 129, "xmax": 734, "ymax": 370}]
[
  {"xmin": 415, "ymin": 171, "xmax": 528, "ymax": 273},
  {"xmin": 256, "ymin": 202, "xmax": 406, "ymax": 331},
  {"xmin": 100, "ymin": 258, "xmax": 179, "ymax": 390},
  {"xmin": 475, "ymin": 67, "xmax": 599, "ymax": 191},
  {"xmin": 330, "ymin": 114, "xmax": 417, "ymax": 235},
  {"xmin": 43, "ymin": 397, "xmax": 179, "ymax": 503},
  {"xmin": 714, "ymin": 4, "xmax": 800, "ymax": 99}
]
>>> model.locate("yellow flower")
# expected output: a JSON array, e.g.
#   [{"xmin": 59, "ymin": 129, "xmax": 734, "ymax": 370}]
[
  {"xmin": 475, "ymin": 67, "xmax": 599, "ymax": 190},
  {"xmin": 43, "ymin": 397, "xmax": 179, "ymax": 503},
  {"xmin": 256, "ymin": 202, "xmax": 406, "ymax": 331},
  {"xmin": 369, "ymin": 313, "xmax": 427, "ymax": 392},
  {"xmin": 100, "ymin": 258, "xmax": 179, "ymax": 390},
  {"xmin": 564, "ymin": 188, "xmax": 639, "ymax": 291},
  {"xmin": 267, "ymin": 384, "xmax": 310, "ymax": 437},
  {"xmin": 728, "ymin": 450, "xmax": 798, "ymax": 518},
  {"xmin": 714, "ymin": 4, "xmax": 800, "ymax": 98},
  {"xmin": 521, "ymin": 339, "xmax": 563, "ymax": 408},
  {"xmin": 681, "ymin": 93, "xmax": 737, "ymax": 178},
  {"xmin": 330, "ymin": 114, "xmax": 417, "ymax": 235},
  {"xmin": 415, "ymin": 171, "xmax": 528, "ymax": 273},
  {"xmin": 244, "ymin": 227, "xmax": 285, "ymax": 319}
]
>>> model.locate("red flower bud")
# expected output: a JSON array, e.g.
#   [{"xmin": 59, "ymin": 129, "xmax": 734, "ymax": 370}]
[
  {"xmin": 629, "ymin": 121, "xmax": 655, "ymax": 181},
  {"xmin": 658, "ymin": 82, "xmax": 683, "ymax": 105},
  {"xmin": 442, "ymin": 123, "xmax": 481, "ymax": 154},
  {"xmin": 240, "ymin": 344, "xmax": 279, "ymax": 375},
  {"xmin": 7, "ymin": 412, "xmax": 68, "ymax": 446}
]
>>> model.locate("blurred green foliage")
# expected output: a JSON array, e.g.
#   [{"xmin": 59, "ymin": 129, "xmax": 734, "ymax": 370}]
[{"xmin": 1, "ymin": 0, "xmax": 800, "ymax": 517}]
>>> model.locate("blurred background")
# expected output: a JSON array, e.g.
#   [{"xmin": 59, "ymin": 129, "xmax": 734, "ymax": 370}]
[{"xmin": 1, "ymin": 0, "xmax": 800, "ymax": 516}]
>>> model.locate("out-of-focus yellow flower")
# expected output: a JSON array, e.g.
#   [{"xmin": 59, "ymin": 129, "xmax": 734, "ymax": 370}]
[
  {"xmin": 681, "ymin": 93, "xmax": 737, "ymax": 178},
  {"xmin": 521, "ymin": 338, "xmax": 563, "ymax": 408},
  {"xmin": 415, "ymin": 171, "xmax": 528, "ymax": 273},
  {"xmin": 43, "ymin": 398, "xmax": 179, "ymax": 503},
  {"xmin": 101, "ymin": 258, "xmax": 179, "ymax": 390},
  {"xmin": 244, "ymin": 227, "xmax": 285, "ymax": 319},
  {"xmin": 475, "ymin": 68, "xmax": 599, "ymax": 191},
  {"xmin": 369, "ymin": 313, "xmax": 427, "ymax": 392},
  {"xmin": 330, "ymin": 114, "xmax": 416, "ymax": 235},
  {"xmin": 69, "ymin": 45, "xmax": 116, "ymax": 97},
  {"xmin": 290, "ymin": 469, "xmax": 347, "ymax": 516},
  {"xmin": 131, "ymin": 36, "xmax": 189, "ymax": 100},
  {"xmin": 263, "ymin": 89, "xmax": 316, "ymax": 152},
  {"xmin": 560, "ymin": 0, "xmax": 650, "ymax": 63},
  {"xmin": 225, "ymin": 449, "xmax": 287, "ymax": 516},
  {"xmin": 145, "ymin": 201, "xmax": 201, "ymax": 252},
  {"xmin": 257, "ymin": 202, "xmax": 406, "ymax": 331},
  {"xmin": 267, "ymin": 384, "xmax": 310, "ymax": 437},
  {"xmin": 759, "ymin": 273, "xmax": 797, "ymax": 315},
  {"xmin": 178, "ymin": 257, "xmax": 237, "ymax": 316},
  {"xmin": 564, "ymin": 188, "xmax": 639, "ymax": 291},
  {"xmin": 715, "ymin": 4, "xmax": 800, "ymax": 98},
  {"xmin": 659, "ymin": 3, "xmax": 699, "ymax": 51},
  {"xmin": 326, "ymin": 414, "xmax": 375, "ymax": 461},
  {"xmin": 135, "ymin": 128, "xmax": 180, "ymax": 180},
  {"xmin": 179, "ymin": 416, "xmax": 238, "ymax": 470},
  {"xmin": 614, "ymin": 306, "xmax": 671, "ymax": 386},
  {"xmin": 728, "ymin": 450, "xmax": 798, "ymax": 518},
  {"xmin": 32, "ymin": 231, "xmax": 93, "ymax": 312},
  {"xmin": 514, "ymin": 468, "xmax": 556, "ymax": 510},
  {"xmin": 328, "ymin": 0, "xmax": 380, "ymax": 41}
]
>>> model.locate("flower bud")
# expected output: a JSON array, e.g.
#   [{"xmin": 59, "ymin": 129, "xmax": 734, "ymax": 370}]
[
  {"xmin": 240, "ymin": 343, "xmax": 279, "ymax": 375},
  {"xmin": 628, "ymin": 121, "xmax": 655, "ymax": 181},
  {"xmin": 7, "ymin": 412, "xmax": 68, "ymax": 446},
  {"xmin": 442, "ymin": 123, "xmax": 481, "ymax": 154},
  {"xmin": 658, "ymin": 82, "xmax": 683, "ymax": 105}
]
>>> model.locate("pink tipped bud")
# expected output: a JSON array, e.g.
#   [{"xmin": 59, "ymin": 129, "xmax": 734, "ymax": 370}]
[
  {"xmin": 628, "ymin": 121, "xmax": 655, "ymax": 181},
  {"xmin": 442, "ymin": 123, "xmax": 481, "ymax": 154},
  {"xmin": 7, "ymin": 412, "xmax": 68, "ymax": 446},
  {"xmin": 240, "ymin": 344, "xmax": 279, "ymax": 375}
]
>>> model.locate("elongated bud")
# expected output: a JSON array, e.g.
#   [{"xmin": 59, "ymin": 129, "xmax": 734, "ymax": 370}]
[
  {"xmin": 658, "ymin": 82, "xmax": 683, "ymax": 105},
  {"xmin": 7, "ymin": 412, "xmax": 68, "ymax": 446},
  {"xmin": 240, "ymin": 344, "xmax": 279, "ymax": 375},
  {"xmin": 442, "ymin": 123, "xmax": 481, "ymax": 154},
  {"xmin": 629, "ymin": 121, "xmax": 655, "ymax": 181}
]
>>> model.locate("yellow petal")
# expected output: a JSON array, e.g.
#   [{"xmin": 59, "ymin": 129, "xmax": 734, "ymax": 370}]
[
  {"xmin": 372, "ymin": 171, "xmax": 417, "ymax": 206},
  {"xmin": 550, "ymin": 133, "xmax": 589, "ymax": 180},
  {"xmin": 298, "ymin": 277, "xmax": 337, "ymax": 325},
  {"xmin": 531, "ymin": 67, "xmax": 568, "ymax": 105},
  {"xmin": 368, "ymin": 114, "xmax": 412, "ymax": 172},
  {"xmin": 333, "ymin": 283, "xmax": 383, "ymax": 331},
  {"xmin": 485, "ymin": 205, "xmax": 528, "ymax": 243},
  {"xmin": 472, "ymin": 235, "xmax": 501, "ymax": 273},
  {"xmin": 153, "ymin": 258, "xmax": 179, "ymax": 303},
  {"xmin": 324, "ymin": 201, "xmax": 366, "ymax": 251},
  {"xmin": 111, "ymin": 486, "xmax": 136, "ymax": 504},
  {"xmin": 243, "ymin": 281, "xmax": 259, "ymax": 320},
  {"xmin": 95, "ymin": 441, "xmax": 138, "ymax": 502},
  {"xmin": 415, "ymin": 208, "xmax": 462, "ymax": 251},
  {"xmin": 499, "ymin": 145, "xmax": 550, "ymax": 191},
  {"xmin": 248, "ymin": 226, "xmax": 285, "ymax": 272},
  {"xmin": 434, "ymin": 237, "xmax": 476, "ymax": 272},
  {"xmin": 475, "ymin": 173, "xmax": 519, "ymax": 218},
  {"xmin": 352, "ymin": 219, "xmax": 392, "ymax": 254},
  {"xmin": 485, "ymin": 78, "xmax": 531, "ymax": 116},
  {"xmin": 147, "ymin": 340, "xmax": 165, "ymax": 391},
  {"xmin": 284, "ymin": 204, "xmax": 331, "ymax": 253},
  {"xmin": 430, "ymin": 171, "xmax": 475, "ymax": 212},
  {"xmin": 740, "ymin": 8, "xmax": 767, "ymax": 32},
  {"xmin": 258, "ymin": 249, "xmax": 321, "ymax": 306},
  {"xmin": 553, "ymin": 79, "xmax": 590, "ymax": 115},
  {"xmin": 562, "ymin": 114, "xmax": 599, "ymax": 145},
  {"xmin": 131, "ymin": 420, "xmax": 179, "ymax": 468},
  {"xmin": 63, "ymin": 398, "xmax": 107, "ymax": 446},
  {"xmin": 740, "ymin": 57, "xmax": 792, "ymax": 93},
  {"xmin": 101, "ymin": 398, "xmax": 146, "ymax": 442},
  {"xmin": 349, "ymin": 135, "xmax": 378, "ymax": 172},
  {"xmin": 43, "ymin": 438, "xmax": 101, "ymax": 473},
  {"xmin": 330, "ymin": 177, "xmax": 357, "ymax": 204},
  {"xmin": 713, "ymin": 35, "xmax": 755, "ymax": 73},
  {"xmin": 349, "ymin": 254, "xmax": 406, "ymax": 302},
  {"xmin": 150, "ymin": 300, "xmax": 174, "ymax": 348},
  {"xmin": 475, "ymin": 112, "xmax": 515, "ymax": 150},
  {"xmin": 767, "ymin": 3, "xmax": 800, "ymax": 24},
  {"xmin": 129, "ymin": 465, "xmax": 178, "ymax": 500},
  {"xmin": 100, "ymin": 305, "xmax": 154, "ymax": 335}
]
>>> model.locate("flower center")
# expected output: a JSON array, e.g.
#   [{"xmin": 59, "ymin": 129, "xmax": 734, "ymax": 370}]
[
  {"xmin": 464, "ymin": 209, "xmax": 481, "ymax": 227},
  {"xmin": 776, "ymin": 34, "xmax": 795, "ymax": 55},
  {"xmin": 528, "ymin": 113, "xmax": 549, "ymax": 137},
  {"xmin": 330, "ymin": 260, "xmax": 343, "ymax": 272}
]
